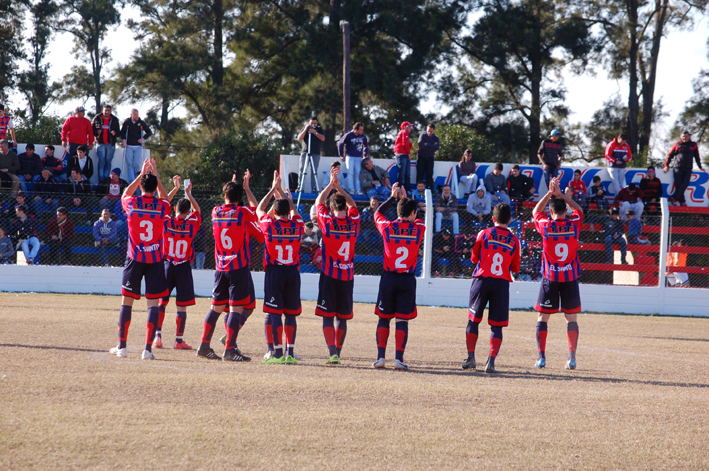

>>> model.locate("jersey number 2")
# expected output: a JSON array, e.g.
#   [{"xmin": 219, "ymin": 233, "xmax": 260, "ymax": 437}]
[{"xmin": 395, "ymin": 247, "xmax": 408, "ymax": 269}]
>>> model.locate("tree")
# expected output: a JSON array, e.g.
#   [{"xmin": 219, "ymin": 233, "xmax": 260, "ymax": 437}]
[
  {"xmin": 677, "ymin": 41, "xmax": 709, "ymax": 164},
  {"xmin": 0, "ymin": 0, "xmax": 28, "ymax": 101},
  {"xmin": 18, "ymin": 0, "xmax": 60, "ymax": 124},
  {"xmin": 411, "ymin": 124, "xmax": 495, "ymax": 162},
  {"xmin": 58, "ymin": 0, "xmax": 122, "ymax": 114},
  {"xmin": 444, "ymin": 0, "xmax": 597, "ymax": 164}
]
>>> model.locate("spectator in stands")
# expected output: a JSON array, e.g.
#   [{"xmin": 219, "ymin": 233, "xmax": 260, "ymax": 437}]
[
  {"xmin": 93, "ymin": 208, "xmax": 119, "ymax": 266},
  {"xmin": 605, "ymin": 133, "xmax": 631, "ymax": 195},
  {"xmin": 666, "ymin": 240, "xmax": 690, "ymax": 287},
  {"xmin": 417, "ymin": 123, "xmax": 440, "ymax": 192},
  {"xmin": 13, "ymin": 192, "xmax": 33, "ymax": 217},
  {"xmin": 296, "ymin": 116, "xmax": 325, "ymax": 193},
  {"xmin": 664, "ymin": 131, "xmax": 704, "ymax": 206},
  {"xmin": 466, "ymin": 186, "xmax": 492, "ymax": 226},
  {"xmin": 0, "ymin": 139, "xmax": 21, "ymax": 197},
  {"xmin": 337, "ymin": 122, "xmax": 369, "ymax": 194},
  {"xmin": 587, "ymin": 175, "xmax": 608, "ymax": 210},
  {"xmin": 507, "ymin": 164, "xmax": 535, "ymax": 202},
  {"xmin": 453, "ymin": 230, "xmax": 475, "ymax": 278},
  {"xmin": 411, "ymin": 181, "xmax": 427, "ymax": 219},
  {"xmin": 604, "ymin": 207, "xmax": 627, "ymax": 264},
  {"xmin": 11, "ymin": 205, "xmax": 40, "ymax": 264},
  {"xmin": 537, "ymin": 129, "xmax": 563, "ymax": 187},
  {"xmin": 92, "ymin": 104, "xmax": 121, "ymax": 181},
  {"xmin": 0, "ymin": 226, "xmax": 14, "ymax": 264},
  {"xmin": 33, "ymin": 169, "xmax": 61, "ymax": 214},
  {"xmin": 69, "ymin": 145, "xmax": 94, "ymax": 181},
  {"xmin": 393, "ymin": 121, "xmax": 413, "ymax": 192},
  {"xmin": 300, "ymin": 221, "xmax": 321, "ymax": 263},
  {"xmin": 113, "ymin": 198, "xmax": 128, "ymax": 252},
  {"xmin": 614, "ymin": 182, "xmax": 644, "ymax": 221},
  {"xmin": 45, "ymin": 207, "xmax": 74, "ymax": 265},
  {"xmin": 17, "ymin": 143, "xmax": 43, "ymax": 193},
  {"xmin": 61, "ymin": 106, "xmax": 94, "ymax": 157},
  {"xmin": 0, "ymin": 104, "xmax": 17, "ymax": 148},
  {"xmin": 97, "ymin": 167, "xmax": 127, "ymax": 211},
  {"xmin": 120, "ymin": 109, "xmax": 152, "ymax": 182},
  {"xmin": 435, "ymin": 184, "xmax": 459, "ymax": 234},
  {"xmin": 359, "ymin": 157, "xmax": 391, "ymax": 199},
  {"xmin": 432, "ymin": 228, "xmax": 454, "ymax": 277},
  {"xmin": 485, "ymin": 163, "xmax": 511, "ymax": 205},
  {"xmin": 191, "ymin": 225, "xmax": 207, "ymax": 270},
  {"xmin": 568, "ymin": 169, "xmax": 588, "ymax": 211},
  {"xmin": 42, "ymin": 145, "xmax": 65, "ymax": 182},
  {"xmin": 517, "ymin": 247, "xmax": 537, "ymax": 281},
  {"xmin": 626, "ymin": 210, "xmax": 649, "ymax": 245},
  {"xmin": 65, "ymin": 166, "xmax": 92, "ymax": 210},
  {"xmin": 457, "ymin": 149, "xmax": 477, "ymax": 198},
  {"xmin": 639, "ymin": 166, "xmax": 663, "ymax": 208}
]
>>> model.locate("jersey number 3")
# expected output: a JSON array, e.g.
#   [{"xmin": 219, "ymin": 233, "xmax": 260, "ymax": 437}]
[{"xmin": 139, "ymin": 220, "xmax": 153, "ymax": 242}]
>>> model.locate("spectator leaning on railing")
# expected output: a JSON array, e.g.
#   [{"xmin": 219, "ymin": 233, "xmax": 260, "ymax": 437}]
[
  {"xmin": 614, "ymin": 183, "xmax": 644, "ymax": 221},
  {"xmin": 61, "ymin": 106, "xmax": 94, "ymax": 158},
  {"xmin": 17, "ymin": 143, "xmax": 43, "ymax": 193},
  {"xmin": 45, "ymin": 207, "xmax": 74, "ymax": 265},
  {"xmin": 359, "ymin": 157, "xmax": 391, "ymax": 199},
  {"xmin": 0, "ymin": 226, "xmax": 14, "ymax": 264},
  {"xmin": 663, "ymin": 130, "xmax": 704, "ymax": 206},
  {"xmin": 605, "ymin": 133, "xmax": 631, "ymax": 195},
  {"xmin": 417, "ymin": 123, "xmax": 440, "ymax": 192},
  {"xmin": 639, "ymin": 166, "xmax": 663, "ymax": 207},
  {"xmin": 93, "ymin": 208, "xmax": 119, "ymax": 266},
  {"xmin": 92, "ymin": 104, "xmax": 121, "ymax": 181},
  {"xmin": 11, "ymin": 205, "xmax": 40, "ymax": 265}
]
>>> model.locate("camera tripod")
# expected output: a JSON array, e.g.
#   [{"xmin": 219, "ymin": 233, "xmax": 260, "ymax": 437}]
[{"xmin": 296, "ymin": 131, "xmax": 320, "ymax": 207}]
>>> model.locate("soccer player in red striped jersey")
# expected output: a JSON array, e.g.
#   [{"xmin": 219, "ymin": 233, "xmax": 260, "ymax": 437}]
[
  {"xmin": 109, "ymin": 158, "xmax": 171, "ymax": 360},
  {"xmin": 373, "ymin": 183, "xmax": 425, "ymax": 370},
  {"xmin": 197, "ymin": 171, "xmax": 261, "ymax": 362},
  {"xmin": 257, "ymin": 171, "xmax": 304, "ymax": 365},
  {"xmin": 153, "ymin": 176, "xmax": 201, "ymax": 350},
  {"xmin": 463, "ymin": 203, "xmax": 520, "ymax": 373},
  {"xmin": 532, "ymin": 176, "xmax": 584, "ymax": 370},
  {"xmin": 314, "ymin": 166, "xmax": 360, "ymax": 364}
]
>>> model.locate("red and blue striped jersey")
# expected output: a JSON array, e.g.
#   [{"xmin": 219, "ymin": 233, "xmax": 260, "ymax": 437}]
[
  {"xmin": 122, "ymin": 195, "xmax": 171, "ymax": 263},
  {"xmin": 471, "ymin": 226, "xmax": 520, "ymax": 282},
  {"xmin": 374, "ymin": 213, "xmax": 425, "ymax": 273},
  {"xmin": 162, "ymin": 211, "xmax": 201, "ymax": 265},
  {"xmin": 212, "ymin": 204, "xmax": 258, "ymax": 272},
  {"xmin": 534, "ymin": 209, "xmax": 583, "ymax": 282},
  {"xmin": 317, "ymin": 203, "xmax": 360, "ymax": 281},
  {"xmin": 259, "ymin": 214, "xmax": 304, "ymax": 268}
]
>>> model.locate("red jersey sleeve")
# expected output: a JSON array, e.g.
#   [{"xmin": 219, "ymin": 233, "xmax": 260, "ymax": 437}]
[
  {"xmin": 121, "ymin": 194, "xmax": 133, "ymax": 212},
  {"xmin": 569, "ymin": 209, "xmax": 583, "ymax": 230},
  {"xmin": 533, "ymin": 210, "xmax": 549, "ymax": 233},
  {"xmin": 471, "ymin": 230, "xmax": 484, "ymax": 264},
  {"xmin": 245, "ymin": 207, "xmax": 264, "ymax": 243},
  {"xmin": 510, "ymin": 236, "xmax": 521, "ymax": 274},
  {"xmin": 347, "ymin": 206, "xmax": 360, "ymax": 220},
  {"xmin": 374, "ymin": 211, "xmax": 391, "ymax": 235}
]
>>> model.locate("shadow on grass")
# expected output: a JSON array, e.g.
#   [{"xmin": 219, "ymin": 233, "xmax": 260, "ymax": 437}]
[
  {"xmin": 643, "ymin": 337, "xmax": 709, "ymax": 343},
  {"xmin": 0, "ymin": 343, "xmax": 106, "ymax": 353}
]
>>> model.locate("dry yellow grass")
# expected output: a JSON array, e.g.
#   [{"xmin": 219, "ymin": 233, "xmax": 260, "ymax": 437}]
[{"xmin": 1, "ymin": 292, "xmax": 708, "ymax": 470}]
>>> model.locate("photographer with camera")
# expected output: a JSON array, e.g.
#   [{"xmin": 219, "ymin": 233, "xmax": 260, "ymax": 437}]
[{"xmin": 297, "ymin": 116, "xmax": 325, "ymax": 193}]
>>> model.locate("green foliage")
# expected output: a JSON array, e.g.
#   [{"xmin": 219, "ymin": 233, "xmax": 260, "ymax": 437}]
[
  {"xmin": 14, "ymin": 114, "xmax": 64, "ymax": 145},
  {"xmin": 412, "ymin": 124, "xmax": 494, "ymax": 162},
  {"xmin": 677, "ymin": 63, "xmax": 709, "ymax": 165},
  {"xmin": 0, "ymin": 0, "xmax": 27, "ymax": 101}
]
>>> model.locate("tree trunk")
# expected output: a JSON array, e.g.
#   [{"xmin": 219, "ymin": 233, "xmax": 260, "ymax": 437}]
[
  {"xmin": 639, "ymin": 0, "xmax": 668, "ymax": 154},
  {"xmin": 160, "ymin": 94, "xmax": 169, "ymax": 135},
  {"xmin": 212, "ymin": 0, "xmax": 224, "ymax": 86},
  {"xmin": 528, "ymin": 0, "xmax": 542, "ymax": 164},
  {"xmin": 329, "ymin": 0, "xmax": 340, "ymax": 29},
  {"xmin": 626, "ymin": 0, "xmax": 640, "ymax": 156}
]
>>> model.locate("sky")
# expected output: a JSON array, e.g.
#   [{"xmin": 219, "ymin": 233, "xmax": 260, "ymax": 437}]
[{"xmin": 10, "ymin": 6, "xmax": 709, "ymax": 159}]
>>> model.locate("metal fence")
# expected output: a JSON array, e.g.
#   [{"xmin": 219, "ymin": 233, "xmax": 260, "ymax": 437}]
[{"xmin": 0, "ymin": 185, "xmax": 703, "ymax": 291}]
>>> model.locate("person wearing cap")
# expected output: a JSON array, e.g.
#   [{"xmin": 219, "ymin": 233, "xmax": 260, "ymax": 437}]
[
  {"xmin": 537, "ymin": 129, "xmax": 563, "ymax": 188},
  {"xmin": 0, "ymin": 104, "xmax": 18, "ymax": 148},
  {"xmin": 98, "ymin": 167, "xmax": 129, "ymax": 211},
  {"xmin": 603, "ymin": 207, "xmax": 627, "ymax": 264},
  {"xmin": 0, "ymin": 138, "xmax": 20, "ymax": 198},
  {"xmin": 417, "ymin": 123, "xmax": 440, "ymax": 192},
  {"xmin": 120, "ymin": 109, "xmax": 153, "ymax": 182},
  {"xmin": 337, "ymin": 122, "xmax": 369, "ymax": 194},
  {"xmin": 605, "ymin": 133, "xmax": 632, "ymax": 195},
  {"xmin": 17, "ymin": 143, "xmax": 43, "ymax": 193},
  {"xmin": 92, "ymin": 104, "xmax": 121, "ymax": 181},
  {"xmin": 393, "ymin": 121, "xmax": 413, "ymax": 192},
  {"xmin": 663, "ymin": 130, "xmax": 704, "ymax": 206},
  {"xmin": 61, "ymin": 106, "xmax": 94, "ymax": 158}
]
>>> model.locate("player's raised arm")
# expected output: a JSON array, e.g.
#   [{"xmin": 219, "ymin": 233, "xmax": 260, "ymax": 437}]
[
  {"xmin": 185, "ymin": 179, "xmax": 200, "ymax": 214},
  {"xmin": 284, "ymin": 188, "xmax": 298, "ymax": 217},
  {"xmin": 333, "ymin": 167, "xmax": 357, "ymax": 208},
  {"xmin": 123, "ymin": 158, "xmax": 151, "ymax": 197},
  {"xmin": 166, "ymin": 175, "xmax": 181, "ymax": 203},
  {"xmin": 257, "ymin": 171, "xmax": 280, "ymax": 218},
  {"xmin": 533, "ymin": 177, "xmax": 558, "ymax": 214},
  {"xmin": 315, "ymin": 167, "xmax": 338, "ymax": 207},
  {"xmin": 557, "ymin": 185, "xmax": 583, "ymax": 213},
  {"xmin": 376, "ymin": 183, "xmax": 400, "ymax": 216},
  {"xmin": 242, "ymin": 170, "xmax": 259, "ymax": 207}
]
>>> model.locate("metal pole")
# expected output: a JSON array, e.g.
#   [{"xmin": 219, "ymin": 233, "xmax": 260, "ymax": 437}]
[
  {"xmin": 657, "ymin": 198, "xmax": 670, "ymax": 313},
  {"xmin": 421, "ymin": 189, "xmax": 434, "ymax": 280},
  {"xmin": 342, "ymin": 22, "xmax": 351, "ymax": 133}
]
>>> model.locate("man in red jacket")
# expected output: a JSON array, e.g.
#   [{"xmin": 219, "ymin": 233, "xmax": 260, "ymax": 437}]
[
  {"xmin": 45, "ymin": 207, "xmax": 75, "ymax": 265},
  {"xmin": 61, "ymin": 107, "xmax": 94, "ymax": 158},
  {"xmin": 394, "ymin": 121, "xmax": 413, "ymax": 192}
]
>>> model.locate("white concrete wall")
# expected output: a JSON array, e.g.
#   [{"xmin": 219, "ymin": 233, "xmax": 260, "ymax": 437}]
[{"xmin": 1, "ymin": 265, "xmax": 706, "ymax": 317}]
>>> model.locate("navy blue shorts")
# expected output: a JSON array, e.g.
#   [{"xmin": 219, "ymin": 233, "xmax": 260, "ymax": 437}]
[
  {"xmin": 212, "ymin": 266, "xmax": 256, "ymax": 309},
  {"xmin": 263, "ymin": 265, "xmax": 301, "ymax": 316},
  {"xmin": 121, "ymin": 258, "xmax": 168, "ymax": 300},
  {"xmin": 535, "ymin": 278, "xmax": 582, "ymax": 314},
  {"xmin": 160, "ymin": 261, "xmax": 195, "ymax": 307},
  {"xmin": 315, "ymin": 273, "xmax": 354, "ymax": 319},
  {"xmin": 375, "ymin": 271, "xmax": 417, "ymax": 320},
  {"xmin": 468, "ymin": 276, "xmax": 510, "ymax": 326}
]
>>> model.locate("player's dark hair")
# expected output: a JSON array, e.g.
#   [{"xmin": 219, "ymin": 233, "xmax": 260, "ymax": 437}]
[
  {"xmin": 550, "ymin": 197, "xmax": 567, "ymax": 215},
  {"xmin": 57, "ymin": 207, "xmax": 68, "ymax": 215},
  {"xmin": 26, "ymin": 143, "xmax": 35, "ymax": 150},
  {"xmin": 397, "ymin": 198, "xmax": 418, "ymax": 219},
  {"xmin": 494, "ymin": 162, "xmax": 504, "ymax": 171},
  {"xmin": 273, "ymin": 198, "xmax": 291, "ymax": 217},
  {"xmin": 140, "ymin": 173, "xmax": 158, "ymax": 193},
  {"xmin": 493, "ymin": 203, "xmax": 512, "ymax": 225},
  {"xmin": 592, "ymin": 175, "xmax": 601, "ymax": 182},
  {"xmin": 222, "ymin": 181, "xmax": 243, "ymax": 203},
  {"xmin": 176, "ymin": 198, "xmax": 191, "ymax": 214},
  {"xmin": 329, "ymin": 193, "xmax": 346, "ymax": 211}
]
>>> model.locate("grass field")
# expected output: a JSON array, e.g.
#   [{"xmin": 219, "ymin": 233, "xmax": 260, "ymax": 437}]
[{"xmin": 1, "ymin": 292, "xmax": 709, "ymax": 470}]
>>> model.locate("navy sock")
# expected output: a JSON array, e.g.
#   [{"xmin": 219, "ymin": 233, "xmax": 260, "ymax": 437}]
[
  {"xmin": 240, "ymin": 309, "xmax": 253, "ymax": 330},
  {"xmin": 323, "ymin": 317, "xmax": 337, "ymax": 356},
  {"xmin": 175, "ymin": 311, "xmax": 186, "ymax": 342},
  {"xmin": 118, "ymin": 305, "xmax": 132, "ymax": 349},
  {"xmin": 376, "ymin": 318, "xmax": 391, "ymax": 359},
  {"xmin": 145, "ymin": 306, "xmax": 159, "ymax": 352},
  {"xmin": 225, "ymin": 311, "xmax": 241, "ymax": 350},
  {"xmin": 395, "ymin": 320, "xmax": 409, "ymax": 362},
  {"xmin": 270, "ymin": 314, "xmax": 284, "ymax": 358}
]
